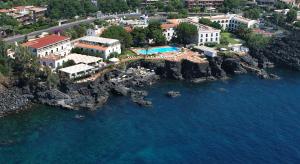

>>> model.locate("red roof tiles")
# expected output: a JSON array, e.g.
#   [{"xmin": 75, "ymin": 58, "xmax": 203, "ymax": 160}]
[{"xmin": 22, "ymin": 35, "xmax": 70, "ymax": 49}]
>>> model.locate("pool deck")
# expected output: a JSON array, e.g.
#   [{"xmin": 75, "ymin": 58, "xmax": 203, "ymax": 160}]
[{"xmin": 129, "ymin": 48, "xmax": 208, "ymax": 64}]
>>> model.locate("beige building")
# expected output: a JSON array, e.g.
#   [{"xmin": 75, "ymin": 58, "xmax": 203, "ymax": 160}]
[
  {"xmin": 203, "ymin": 14, "xmax": 258, "ymax": 30},
  {"xmin": 74, "ymin": 36, "xmax": 121, "ymax": 59}
]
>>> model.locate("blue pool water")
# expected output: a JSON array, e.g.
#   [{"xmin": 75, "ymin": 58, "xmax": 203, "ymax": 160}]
[
  {"xmin": 138, "ymin": 46, "xmax": 180, "ymax": 55},
  {"xmin": 1, "ymin": 70, "xmax": 300, "ymax": 163}
]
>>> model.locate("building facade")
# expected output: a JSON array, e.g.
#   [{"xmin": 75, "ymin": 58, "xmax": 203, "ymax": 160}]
[
  {"xmin": 161, "ymin": 23, "xmax": 177, "ymax": 42},
  {"xmin": 75, "ymin": 36, "xmax": 121, "ymax": 59},
  {"xmin": 22, "ymin": 34, "xmax": 72, "ymax": 57},
  {"xmin": 196, "ymin": 23, "xmax": 221, "ymax": 46},
  {"xmin": 185, "ymin": 0, "xmax": 224, "ymax": 9},
  {"xmin": 203, "ymin": 14, "xmax": 258, "ymax": 30}
]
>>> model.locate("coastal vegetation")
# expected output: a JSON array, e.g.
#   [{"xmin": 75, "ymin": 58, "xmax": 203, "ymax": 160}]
[
  {"xmin": 174, "ymin": 22, "xmax": 198, "ymax": 45},
  {"xmin": 199, "ymin": 18, "xmax": 222, "ymax": 30}
]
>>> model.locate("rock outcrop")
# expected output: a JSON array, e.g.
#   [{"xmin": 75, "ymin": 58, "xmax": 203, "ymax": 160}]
[{"xmin": 250, "ymin": 31, "xmax": 300, "ymax": 70}]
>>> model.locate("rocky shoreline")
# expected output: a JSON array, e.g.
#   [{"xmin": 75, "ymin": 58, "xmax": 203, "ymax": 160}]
[
  {"xmin": 1, "ymin": 31, "xmax": 299, "ymax": 117},
  {"xmin": 0, "ymin": 53, "xmax": 277, "ymax": 117}
]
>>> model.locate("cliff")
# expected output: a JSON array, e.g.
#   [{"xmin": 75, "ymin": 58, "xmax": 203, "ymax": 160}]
[{"xmin": 250, "ymin": 31, "xmax": 300, "ymax": 70}]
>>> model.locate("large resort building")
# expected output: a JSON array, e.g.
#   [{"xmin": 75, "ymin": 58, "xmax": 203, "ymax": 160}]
[
  {"xmin": 203, "ymin": 14, "xmax": 258, "ymax": 30},
  {"xmin": 74, "ymin": 36, "xmax": 121, "ymax": 59},
  {"xmin": 22, "ymin": 34, "xmax": 72, "ymax": 57}
]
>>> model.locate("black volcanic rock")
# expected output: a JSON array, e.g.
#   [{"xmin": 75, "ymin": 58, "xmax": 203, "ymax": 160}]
[{"xmin": 250, "ymin": 31, "xmax": 300, "ymax": 70}]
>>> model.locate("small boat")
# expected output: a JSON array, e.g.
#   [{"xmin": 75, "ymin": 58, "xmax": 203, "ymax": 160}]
[{"xmin": 75, "ymin": 114, "xmax": 85, "ymax": 120}]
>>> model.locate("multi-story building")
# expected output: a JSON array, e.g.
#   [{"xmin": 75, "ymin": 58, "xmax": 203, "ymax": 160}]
[
  {"xmin": 185, "ymin": 0, "xmax": 224, "ymax": 9},
  {"xmin": 203, "ymin": 14, "xmax": 258, "ymax": 30},
  {"xmin": 166, "ymin": 18, "xmax": 220, "ymax": 46},
  {"xmin": 74, "ymin": 36, "xmax": 121, "ymax": 59},
  {"xmin": 195, "ymin": 23, "xmax": 221, "ymax": 46},
  {"xmin": 22, "ymin": 34, "xmax": 72, "ymax": 57},
  {"xmin": 140, "ymin": 0, "xmax": 169, "ymax": 8},
  {"xmin": 161, "ymin": 23, "xmax": 177, "ymax": 42},
  {"xmin": 86, "ymin": 25, "xmax": 105, "ymax": 36},
  {"xmin": 0, "ymin": 6, "xmax": 47, "ymax": 25}
]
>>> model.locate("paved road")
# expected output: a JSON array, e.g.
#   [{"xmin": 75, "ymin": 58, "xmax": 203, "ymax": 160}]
[{"xmin": 3, "ymin": 13, "xmax": 141, "ymax": 43}]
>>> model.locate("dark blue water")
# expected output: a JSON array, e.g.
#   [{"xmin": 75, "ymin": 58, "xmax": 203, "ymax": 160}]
[{"xmin": 1, "ymin": 70, "xmax": 300, "ymax": 164}]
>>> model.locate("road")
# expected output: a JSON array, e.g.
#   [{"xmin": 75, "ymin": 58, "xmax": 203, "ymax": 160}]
[{"xmin": 3, "ymin": 13, "xmax": 141, "ymax": 43}]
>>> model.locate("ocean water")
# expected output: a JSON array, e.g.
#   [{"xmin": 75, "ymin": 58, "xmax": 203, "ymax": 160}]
[{"xmin": 1, "ymin": 70, "xmax": 300, "ymax": 164}]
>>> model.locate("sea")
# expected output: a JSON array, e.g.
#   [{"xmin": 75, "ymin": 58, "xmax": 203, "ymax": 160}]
[{"xmin": 1, "ymin": 69, "xmax": 300, "ymax": 164}]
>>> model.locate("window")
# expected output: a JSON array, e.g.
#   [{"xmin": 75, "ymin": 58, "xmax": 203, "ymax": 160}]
[
  {"xmin": 51, "ymin": 50, "xmax": 53, "ymax": 53},
  {"xmin": 61, "ymin": 46, "xmax": 63, "ymax": 50},
  {"xmin": 56, "ymin": 48, "xmax": 58, "ymax": 52},
  {"xmin": 200, "ymin": 39, "xmax": 203, "ymax": 42},
  {"xmin": 206, "ymin": 34, "xmax": 208, "ymax": 37},
  {"xmin": 211, "ymin": 33, "xmax": 213, "ymax": 37},
  {"xmin": 201, "ymin": 34, "xmax": 203, "ymax": 37},
  {"xmin": 216, "ymin": 33, "xmax": 219, "ymax": 36},
  {"xmin": 45, "ymin": 52, "xmax": 48, "ymax": 55}
]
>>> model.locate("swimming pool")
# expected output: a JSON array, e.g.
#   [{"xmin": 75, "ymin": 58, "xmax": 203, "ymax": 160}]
[{"xmin": 138, "ymin": 46, "xmax": 180, "ymax": 55}]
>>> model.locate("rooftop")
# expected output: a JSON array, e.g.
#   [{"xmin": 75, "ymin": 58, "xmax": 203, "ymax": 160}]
[
  {"xmin": 59, "ymin": 64, "xmax": 95, "ymax": 74},
  {"xmin": 76, "ymin": 43, "xmax": 108, "ymax": 51},
  {"xmin": 161, "ymin": 23, "xmax": 177, "ymax": 29},
  {"xmin": 80, "ymin": 36, "xmax": 120, "ymax": 45},
  {"xmin": 64, "ymin": 53, "xmax": 102, "ymax": 64},
  {"xmin": 194, "ymin": 46, "xmax": 217, "ymax": 52},
  {"xmin": 22, "ymin": 34, "xmax": 70, "ymax": 49}
]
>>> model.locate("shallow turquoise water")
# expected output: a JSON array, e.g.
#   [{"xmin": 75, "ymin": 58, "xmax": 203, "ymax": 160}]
[
  {"xmin": 1, "ymin": 70, "xmax": 300, "ymax": 164},
  {"xmin": 138, "ymin": 46, "xmax": 179, "ymax": 55}
]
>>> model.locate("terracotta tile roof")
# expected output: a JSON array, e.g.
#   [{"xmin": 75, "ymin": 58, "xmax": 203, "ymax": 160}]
[
  {"xmin": 76, "ymin": 43, "xmax": 108, "ymax": 51},
  {"xmin": 161, "ymin": 23, "xmax": 177, "ymax": 29},
  {"xmin": 22, "ymin": 35, "xmax": 70, "ymax": 49},
  {"xmin": 0, "ymin": 9, "xmax": 11, "ymax": 13},
  {"xmin": 124, "ymin": 26, "xmax": 133, "ymax": 33}
]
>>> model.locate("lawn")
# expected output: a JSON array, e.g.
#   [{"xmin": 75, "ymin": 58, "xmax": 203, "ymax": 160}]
[{"xmin": 221, "ymin": 32, "xmax": 241, "ymax": 45}]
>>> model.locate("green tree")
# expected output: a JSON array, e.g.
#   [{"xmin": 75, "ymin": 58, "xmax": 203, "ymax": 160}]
[
  {"xmin": 294, "ymin": 21, "xmax": 300, "ymax": 28},
  {"xmin": 286, "ymin": 9, "xmax": 297, "ymax": 23},
  {"xmin": 46, "ymin": 69, "xmax": 60, "ymax": 89},
  {"xmin": 12, "ymin": 47, "xmax": 41, "ymax": 86},
  {"xmin": 131, "ymin": 27, "xmax": 148, "ymax": 47},
  {"xmin": 175, "ymin": 22, "xmax": 198, "ymax": 45},
  {"xmin": 152, "ymin": 29, "xmax": 166, "ymax": 46},
  {"xmin": 243, "ymin": 8, "xmax": 261, "ymax": 19},
  {"xmin": 272, "ymin": 13, "xmax": 285, "ymax": 25},
  {"xmin": 62, "ymin": 60, "xmax": 76, "ymax": 68},
  {"xmin": 199, "ymin": 18, "xmax": 222, "ymax": 29},
  {"xmin": 223, "ymin": 0, "xmax": 246, "ymax": 12},
  {"xmin": 101, "ymin": 26, "xmax": 133, "ymax": 49}
]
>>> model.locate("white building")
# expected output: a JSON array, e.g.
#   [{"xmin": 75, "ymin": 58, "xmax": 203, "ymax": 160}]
[
  {"xmin": 22, "ymin": 34, "xmax": 72, "ymax": 57},
  {"xmin": 75, "ymin": 36, "xmax": 121, "ymax": 59},
  {"xmin": 86, "ymin": 25, "xmax": 105, "ymax": 36},
  {"xmin": 161, "ymin": 23, "xmax": 177, "ymax": 42},
  {"xmin": 203, "ymin": 14, "xmax": 258, "ymax": 30},
  {"xmin": 59, "ymin": 64, "xmax": 96, "ymax": 79},
  {"xmin": 39, "ymin": 53, "xmax": 103, "ymax": 69},
  {"xmin": 194, "ymin": 46, "xmax": 218, "ymax": 57},
  {"xmin": 196, "ymin": 24, "xmax": 221, "ymax": 46}
]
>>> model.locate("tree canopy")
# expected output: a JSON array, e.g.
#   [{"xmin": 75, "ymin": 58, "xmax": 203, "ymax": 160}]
[
  {"xmin": 175, "ymin": 22, "xmax": 198, "ymax": 45},
  {"xmin": 286, "ymin": 9, "xmax": 297, "ymax": 23},
  {"xmin": 101, "ymin": 26, "xmax": 133, "ymax": 49}
]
